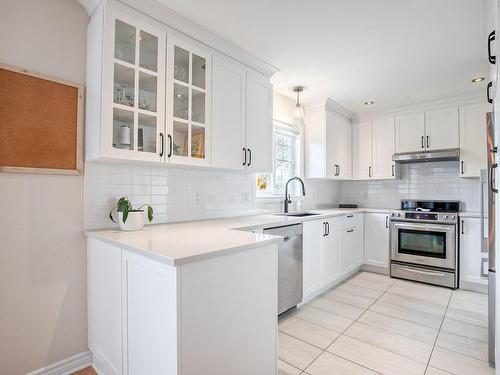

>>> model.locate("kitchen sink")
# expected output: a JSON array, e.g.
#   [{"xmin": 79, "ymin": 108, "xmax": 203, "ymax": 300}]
[{"xmin": 275, "ymin": 212, "xmax": 321, "ymax": 217}]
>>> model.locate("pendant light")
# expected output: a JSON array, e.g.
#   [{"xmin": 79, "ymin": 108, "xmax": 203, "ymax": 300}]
[{"xmin": 292, "ymin": 86, "xmax": 305, "ymax": 127}]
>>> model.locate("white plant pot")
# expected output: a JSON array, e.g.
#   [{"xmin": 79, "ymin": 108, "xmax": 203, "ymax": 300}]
[{"xmin": 118, "ymin": 211, "xmax": 145, "ymax": 231}]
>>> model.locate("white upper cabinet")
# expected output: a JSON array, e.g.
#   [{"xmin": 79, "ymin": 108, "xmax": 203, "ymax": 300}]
[
  {"xmin": 85, "ymin": 1, "xmax": 274, "ymax": 171},
  {"xmin": 211, "ymin": 55, "xmax": 246, "ymax": 170},
  {"xmin": 245, "ymin": 71, "xmax": 273, "ymax": 173},
  {"xmin": 352, "ymin": 121, "xmax": 372, "ymax": 180},
  {"xmin": 86, "ymin": 4, "xmax": 167, "ymax": 162},
  {"xmin": 166, "ymin": 36, "xmax": 211, "ymax": 166},
  {"xmin": 460, "ymin": 103, "xmax": 492, "ymax": 177},
  {"xmin": 306, "ymin": 107, "xmax": 352, "ymax": 179},
  {"xmin": 352, "ymin": 116, "xmax": 395, "ymax": 180},
  {"xmin": 395, "ymin": 112, "xmax": 425, "ymax": 153},
  {"xmin": 372, "ymin": 117, "xmax": 396, "ymax": 179},
  {"xmin": 425, "ymin": 106, "xmax": 459, "ymax": 150},
  {"xmin": 395, "ymin": 107, "xmax": 459, "ymax": 154}
]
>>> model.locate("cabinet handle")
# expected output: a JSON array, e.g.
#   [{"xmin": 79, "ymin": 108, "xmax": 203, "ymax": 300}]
[
  {"xmin": 421, "ymin": 136, "xmax": 424, "ymax": 149},
  {"xmin": 159, "ymin": 133, "xmax": 164, "ymax": 157},
  {"xmin": 326, "ymin": 222, "xmax": 330, "ymax": 236},
  {"xmin": 489, "ymin": 31, "xmax": 496, "ymax": 64},
  {"xmin": 243, "ymin": 147, "xmax": 247, "ymax": 166},
  {"xmin": 323, "ymin": 222, "xmax": 327, "ymax": 237},
  {"xmin": 347, "ymin": 229, "xmax": 354, "ymax": 233},
  {"xmin": 369, "ymin": 166, "xmax": 372, "ymax": 178},
  {"xmin": 386, "ymin": 216, "xmax": 389, "ymax": 228},
  {"xmin": 167, "ymin": 134, "xmax": 173, "ymax": 158},
  {"xmin": 461, "ymin": 161, "xmax": 464, "ymax": 174},
  {"xmin": 426, "ymin": 136, "xmax": 430, "ymax": 148},
  {"xmin": 489, "ymin": 163, "xmax": 498, "ymax": 193},
  {"xmin": 338, "ymin": 165, "xmax": 341, "ymax": 176},
  {"xmin": 487, "ymin": 81, "xmax": 493, "ymax": 104},
  {"xmin": 336, "ymin": 164, "xmax": 340, "ymax": 176},
  {"xmin": 347, "ymin": 214, "xmax": 354, "ymax": 218},
  {"xmin": 248, "ymin": 148, "xmax": 252, "ymax": 166},
  {"xmin": 461, "ymin": 219, "xmax": 465, "ymax": 235},
  {"xmin": 392, "ymin": 164, "xmax": 395, "ymax": 177}
]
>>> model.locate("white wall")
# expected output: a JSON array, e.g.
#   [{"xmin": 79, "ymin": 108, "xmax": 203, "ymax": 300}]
[
  {"xmin": 85, "ymin": 92, "xmax": 341, "ymax": 229},
  {"xmin": 0, "ymin": 1, "xmax": 89, "ymax": 374}
]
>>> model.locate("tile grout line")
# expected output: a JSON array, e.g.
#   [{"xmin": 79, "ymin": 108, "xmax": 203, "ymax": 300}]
[
  {"xmin": 424, "ymin": 284, "xmax": 453, "ymax": 374},
  {"xmin": 301, "ymin": 272, "xmax": 395, "ymax": 375}
]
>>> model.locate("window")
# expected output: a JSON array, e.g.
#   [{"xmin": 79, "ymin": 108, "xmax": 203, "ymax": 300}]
[{"xmin": 256, "ymin": 121, "xmax": 300, "ymax": 197}]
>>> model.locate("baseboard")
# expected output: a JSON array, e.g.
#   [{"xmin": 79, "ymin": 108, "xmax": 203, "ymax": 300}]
[
  {"xmin": 361, "ymin": 264, "xmax": 389, "ymax": 275},
  {"xmin": 25, "ymin": 351, "xmax": 92, "ymax": 375},
  {"xmin": 460, "ymin": 280, "xmax": 488, "ymax": 294}
]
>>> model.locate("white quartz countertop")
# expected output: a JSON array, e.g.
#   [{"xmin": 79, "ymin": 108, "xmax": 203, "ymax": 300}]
[{"xmin": 85, "ymin": 208, "xmax": 392, "ymax": 266}]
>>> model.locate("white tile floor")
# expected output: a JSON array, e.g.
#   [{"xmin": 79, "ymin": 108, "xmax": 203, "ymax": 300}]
[{"xmin": 278, "ymin": 271, "xmax": 493, "ymax": 375}]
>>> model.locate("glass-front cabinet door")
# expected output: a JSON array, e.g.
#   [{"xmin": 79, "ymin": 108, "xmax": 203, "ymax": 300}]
[
  {"xmin": 166, "ymin": 37, "xmax": 211, "ymax": 165},
  {"xmin": 104, "ymin": 9, "xmax": 166, "ymax": 162}
]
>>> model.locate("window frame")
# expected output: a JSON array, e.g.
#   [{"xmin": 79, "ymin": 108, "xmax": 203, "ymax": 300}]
[{"xmin": 255, "ymin": 120, "xmax": 301, "ymax": 201}]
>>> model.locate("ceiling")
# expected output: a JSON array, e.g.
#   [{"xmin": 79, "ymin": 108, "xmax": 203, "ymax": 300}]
[{"xmin": 157, "ymin": 0, "xmax": 490, "ymax": 114}]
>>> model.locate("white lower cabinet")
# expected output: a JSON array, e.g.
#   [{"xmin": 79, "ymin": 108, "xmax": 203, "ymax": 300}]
[
  {"xmin": 88, "ymin": 237, "xmax": 278, "ymax": 375},
  {"xmin": 460, "ymin": 217, "xmax": 488, "ymax": 289},
  {"xmin": 303, "ymin": 214, "xmax": 366, "ymax": 301},
  {"xmin": 341, "ymin": 217, "xmax": 364, "ymax": 274},
  {"xmin": 363, "ymin": 213, "xmax": 390, "ymax": 269}
]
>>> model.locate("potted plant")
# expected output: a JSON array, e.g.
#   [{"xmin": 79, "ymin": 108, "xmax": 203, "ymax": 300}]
[{"xmin": 109, "ymin": 197, "xmax": 153, "ymax": 231}]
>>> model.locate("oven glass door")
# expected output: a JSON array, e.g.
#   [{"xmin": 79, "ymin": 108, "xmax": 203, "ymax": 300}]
[{"xmin": 390, "ymin": 221, "xmax": 456, "ymax": 269}]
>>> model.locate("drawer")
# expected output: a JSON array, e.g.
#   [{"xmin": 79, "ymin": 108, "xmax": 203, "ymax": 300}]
[{"xmin": 343, "ymin": 213, "xmax": 361, "ymax": 229}]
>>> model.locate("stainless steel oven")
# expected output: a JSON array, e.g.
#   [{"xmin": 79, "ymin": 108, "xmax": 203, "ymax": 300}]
[
  {"xmin": 389, "ymin": 200, "xmax": 461, "ymax": 289},
  {"xmin": 390, "ymin": 220, "xmax": 456, "ymax": 270}
]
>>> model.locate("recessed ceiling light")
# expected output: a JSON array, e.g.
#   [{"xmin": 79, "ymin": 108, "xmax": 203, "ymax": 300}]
[
  {"xmin": 472, "ymin": 77, "xmax": 485, "ymax": 83},
  {"xmin": 176, "ymin": 94, "xmax": 184, "ymax": 98},
  {"xmin": 364, "ymin": 101, "xmax": 375, "ymax": 106}
]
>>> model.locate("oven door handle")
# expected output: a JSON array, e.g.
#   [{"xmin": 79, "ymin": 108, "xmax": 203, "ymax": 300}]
[
  {"xmin": 399, "ymin": 266, "xmax": 447, "ymax": 277},
  {"xmin": 391, "ymin": 221, "xmax": 456, "ymax": 233}
]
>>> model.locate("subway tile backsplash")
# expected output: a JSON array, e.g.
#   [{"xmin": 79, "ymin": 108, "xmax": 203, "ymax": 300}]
[
  {"xmin": 340, "ymin": 161, "xmax": 480, "ymax": 211},
  {"xmin": 84, "ymin": 162, "xmax": 341, "ymax": 229},
  {"xmin": 85, "ymin": 161, "xmax": 478, "ymax": 229}
]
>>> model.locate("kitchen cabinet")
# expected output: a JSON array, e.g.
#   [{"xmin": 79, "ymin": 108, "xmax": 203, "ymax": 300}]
[
  {"xmin": 364, "ymin": 213, "xmax": 390, "ymax": 269},
  {"xmin": 352, "ymin": 117, "xmax": 396, "ymax": 180},
  {"xmin": 303, "ymin": 217, "xmax": 342, "ymax": 300},
  {"xmin": 352, "ymin": 121, "xmax": 372, "ymax": 180},
  {"xmin": 372, "ymin": 117, "xmax": 396, "ymax": 179},
  {"xmin": 211, "ymin": 56, "xmax": 246, "ymax": 170},
  {"xmin": 245, "ymin": 71, "xmax": 273, "ymax": 173},
  {"xmin": 395, "ymin": 112, "xmax": 425, "ymax": 153},
  {"xmin": 88, "ymin": 237, "xmax": 278, "ymax": 375},
  {"xmin": 305, "ymin": 107, "xmax": 352, "ymax": 179},
  {"xmin": 425, "ymin": 107, "xmax": 459, "ymax": 150},
  {"xmin": 85, "ymin": 1, "xmax": 274, "ymax": 171},
  {"xmin": 166, "ymin": 36, "xmax": 211, "ymax": 166},
  {"xmin": 86, "ymin": 3, "xmax": 167, "ymax": 162},
  {"xmin": 459, "ymin": 103, "xmax": 492, "ymax": 177},
  {"xmin": 460, "ymin": 217, "xmax": 488, "ymax": 289},
  {"xmin": 341, "ymin": 215, "xmax": 364, "ymax": 274},
  {"xmin": 395, "ymin": 107, "xmax": 459, "ymax": 153}
]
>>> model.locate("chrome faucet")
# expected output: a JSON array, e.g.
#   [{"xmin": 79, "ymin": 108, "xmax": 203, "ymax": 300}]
[{"xmin": 284, "ymin": 177, "xmax": 306, "ymax": 213}]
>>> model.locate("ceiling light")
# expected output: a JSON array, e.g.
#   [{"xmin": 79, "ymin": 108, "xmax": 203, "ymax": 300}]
[
  {"xmin": 292, "ymin": 86, "xmax": 305, "ymax": 127},
  {"xmin": 176, "ymin": 94, "xmax": 184, "ymax": 98},
  {"xmin": 472, "ymin": 77, "xmax": 485, "ymax": 83},
  {"xmin": 364, "ymin": 101, "xmax": 375, "ymax": 106}
]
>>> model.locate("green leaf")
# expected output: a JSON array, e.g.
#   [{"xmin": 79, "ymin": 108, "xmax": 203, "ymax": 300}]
[
  {"xmin": 109, "ymin": 208, "xmax": 118, "ymax": 223},
  {"xmin": 122, "ymin": 207, "xmax": 129, "ymax": 223},
  {"xmin": 117, "ymin": 197, "xmax": 132, "ymax": 212},
  {"xmin": 147, "ymin": 205, "xmax": 154, "ymax": 222}
]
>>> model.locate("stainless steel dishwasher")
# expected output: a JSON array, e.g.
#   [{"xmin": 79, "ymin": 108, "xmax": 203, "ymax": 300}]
[{"xmin": 263, "ymin": 224, "xmax": 303, "ymax": 315}]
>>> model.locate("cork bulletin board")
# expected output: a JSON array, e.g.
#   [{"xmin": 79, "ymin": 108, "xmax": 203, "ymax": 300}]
[{"xmin": 0, "ymin": 64, "xmax": 84, "ymax": 175}]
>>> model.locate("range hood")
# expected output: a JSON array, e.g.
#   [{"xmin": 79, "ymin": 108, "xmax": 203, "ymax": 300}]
[{"xmin": 392, "ymin": 148, "xmax": 460, "ymax": 164}]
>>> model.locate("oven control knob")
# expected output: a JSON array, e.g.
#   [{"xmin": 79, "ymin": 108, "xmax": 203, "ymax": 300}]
[
  {"xmin": 444, "ymin": 215, "xmax": 449, "ymax": 220},
  {"xmin": 450, "ymin": 215, "xmax": 456, "ymax": 220}
]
